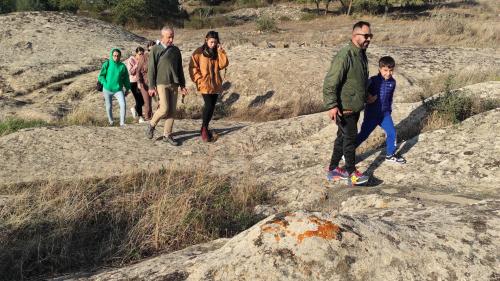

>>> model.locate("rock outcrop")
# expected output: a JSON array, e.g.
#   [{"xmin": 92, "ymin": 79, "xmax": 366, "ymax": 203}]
[{"xmin": 60, "ymin": 200, "xmax": 500, "ymax": 281}]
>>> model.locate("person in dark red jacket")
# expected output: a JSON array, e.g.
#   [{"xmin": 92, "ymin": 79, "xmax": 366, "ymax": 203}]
[{"xmin": 356, "ymin": 56, "xmax": 406, "ymax": 164}]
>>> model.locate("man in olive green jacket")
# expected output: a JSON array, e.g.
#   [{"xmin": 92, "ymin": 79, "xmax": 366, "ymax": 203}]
[
  {"xmin": 145, "ymin": 26, "xmax": 188, "ymax": 146},
  {"xmin": 323, "ymin": 21, "xmax": 373, "ymax": 186}
]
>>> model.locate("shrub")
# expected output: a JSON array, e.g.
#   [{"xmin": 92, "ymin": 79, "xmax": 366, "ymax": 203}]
[
  {"xmin": 0, "ymin": 117, "xmax": 48, "ymax": 136},
  {"xmin": 256, "ymin": 16, "xmax": 277, "ymax": 32},
  {"xmin": 422, "ymin": 76, "xmax": 499, "ymax": 128}
]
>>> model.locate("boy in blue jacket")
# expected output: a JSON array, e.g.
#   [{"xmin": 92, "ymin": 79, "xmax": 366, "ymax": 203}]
[{"xmin": 356, "ymin": 56, "xmax": 406, "ymax": 164}]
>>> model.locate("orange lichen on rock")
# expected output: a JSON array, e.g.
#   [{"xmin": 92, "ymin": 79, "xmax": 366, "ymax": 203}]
[{"xmin": 297, "ymin": 216, "xmax": 341, "ymax": 244}]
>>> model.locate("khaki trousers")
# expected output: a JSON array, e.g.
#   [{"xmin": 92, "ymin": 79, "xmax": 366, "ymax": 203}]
[{"xmin": 150, "ymin": 84, "xmax": 178, "ymax": 136}]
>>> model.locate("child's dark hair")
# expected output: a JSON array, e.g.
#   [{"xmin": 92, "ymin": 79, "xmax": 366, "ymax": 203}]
[
  {"xmin": 135, "ymin": 46, "xmax": 145, "ymax": 53},
  {"xmin": 205, "ymin": 30, "xmax": 220, "ymax": 42},
  {"xmin": 112, "ymin": 49, "xmax": 121, "ymax": 55},
  {"xmin": 379, "ymin": 56, "xmax": 396, "ymax": 68},
  {"xmin": 146, "ymin": 40, "xmax": 155, "ymax": 48},
  {"xmin": 353, "ymin": 21, "xmax": 370, "ymax": 30}
]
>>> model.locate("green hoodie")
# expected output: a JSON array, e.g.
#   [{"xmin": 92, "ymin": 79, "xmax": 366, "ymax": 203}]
[{"xmin": 98, "ymin": 48, "xmax": 131, "ymax": 92}]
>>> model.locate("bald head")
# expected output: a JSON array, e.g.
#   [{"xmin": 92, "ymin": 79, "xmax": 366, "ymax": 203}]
[{"xmin": 160, "ymin": 26, "xmax": 174, "ymax": 46}]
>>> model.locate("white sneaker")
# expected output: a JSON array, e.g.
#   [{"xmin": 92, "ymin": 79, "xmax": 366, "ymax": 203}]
[
  {"xmin": 130, "ymin": 107, "xmax": 138, "ymax": 118},
  {"xmin": 138, "ymin": 117, "xmax": 146, "ymax": 123},
  {"xmin": 109, "ymin": 121, "xmax": 114, "ymax": 126}
]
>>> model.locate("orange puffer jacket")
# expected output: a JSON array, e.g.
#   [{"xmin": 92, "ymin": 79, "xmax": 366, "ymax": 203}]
[{"xmin": 189, "ymin": 46, "xmax": 229, "ymax": 94}]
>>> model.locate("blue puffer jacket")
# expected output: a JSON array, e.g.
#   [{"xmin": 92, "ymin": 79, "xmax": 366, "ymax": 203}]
[{"xmin": 364, "ymin": 73, "xmax": 396, "ymax": 116}]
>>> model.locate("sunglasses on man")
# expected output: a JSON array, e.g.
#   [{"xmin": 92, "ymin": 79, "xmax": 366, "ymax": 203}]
[{"xmin": 355, "ymin": 33, "xmax": 373, "ymax": 39}]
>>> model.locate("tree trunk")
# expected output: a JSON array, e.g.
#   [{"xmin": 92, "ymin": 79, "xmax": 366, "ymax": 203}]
[
  {"xmin": 347, "ymin": 0, "xmax": 353, "ymax": 15},
  {"xmin": 325, "ymin": 1, "xmax": 330, "ymax": 15},
  {"xmin": 316, "ymin": 1, "xmax": 320, "ymax": 15}
]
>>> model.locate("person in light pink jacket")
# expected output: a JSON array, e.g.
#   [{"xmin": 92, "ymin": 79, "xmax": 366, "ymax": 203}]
[{"xmin": 126, "ymin": 47, "xmax": 146, "ymax": 122}]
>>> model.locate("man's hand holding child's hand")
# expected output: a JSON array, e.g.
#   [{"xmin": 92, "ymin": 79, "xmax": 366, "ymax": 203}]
[{"xmin": 367, "ymin": 95, "xmax": 377, "ymax": 104}]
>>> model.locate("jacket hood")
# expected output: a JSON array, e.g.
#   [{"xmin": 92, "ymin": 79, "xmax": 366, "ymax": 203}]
[{"xmin": 109, "ymin": 48, "xmax": 121, "ymax": 63}]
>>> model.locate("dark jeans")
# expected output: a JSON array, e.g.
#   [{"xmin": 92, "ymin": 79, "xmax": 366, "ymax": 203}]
[
  {"xmin": 329, "ymin": 112, "xmax": 360, "ymax": 174},
  {"xmin": 130, "ymin": 82, "xmax": 144, "ymax": 117},
  {"xmin": 202, "ymin": 94, "xmax": 218, "ymax": 128}
]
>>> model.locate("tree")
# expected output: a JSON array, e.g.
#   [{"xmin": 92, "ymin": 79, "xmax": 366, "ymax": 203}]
[{"xmin": 112, "ymin": 0, "xmax": 183, "ymax": 27}]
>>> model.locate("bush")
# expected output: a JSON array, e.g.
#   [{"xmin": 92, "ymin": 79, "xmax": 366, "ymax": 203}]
[
  {"xmin": 256, "ymin": 16, "xmax": 277, "ymax": 32},
  {"xmin": 0, "ymin": 117, "xmax": 49, "ymax": 136},
  {"xmin": 184, "ymin": 15, "xmax": 235, "ymax": 29},
  {"xmin": 0, "ymin": 0, "xmax": 15, "ymax": 13},
  {"xmin": 422, "ymin": 76, "xmax": 499, "ymax": 127},
  {"xmin": 0, "ymin": 169, "xmax": 268, "ymax": 279}
]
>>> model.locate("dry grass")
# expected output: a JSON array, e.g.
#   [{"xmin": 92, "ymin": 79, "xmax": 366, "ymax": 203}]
[
  {"xmin": 0, "ymin": 168, "xmax": 268, "ymax": 280},
  {"xmin": 409, "ymin": 67, "xmax": 500, "ymax": 103},
  {"xmin": 61, "ymin": 106, "xmax": 109, "ymax": 126}
]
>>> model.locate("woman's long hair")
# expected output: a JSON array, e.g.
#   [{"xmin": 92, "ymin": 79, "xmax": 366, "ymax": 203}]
[{"xmin": 202, "ymin": 31, "xmax": 219, "ymax": 59}]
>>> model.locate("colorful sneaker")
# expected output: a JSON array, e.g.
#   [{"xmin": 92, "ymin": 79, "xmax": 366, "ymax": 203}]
[
  {"xmin": 385, "ymin": 154, "xmax": 406, "ymax": 164},
  {"xmin": 326, "ymin": 167, "xmax": 349, "ymax": 181},
  {"xmin": 347, "ymin": 170, "xmax": 369, "ymax": 186}
]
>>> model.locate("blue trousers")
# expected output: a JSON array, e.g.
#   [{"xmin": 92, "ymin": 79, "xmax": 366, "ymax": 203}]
[
  {"xmin": 356, "ymin": 112, "xmax": 397, "ymax": 156},
  {"xmin": 103, "ymin": 89, "xmax": 126, "ymax": 126}
]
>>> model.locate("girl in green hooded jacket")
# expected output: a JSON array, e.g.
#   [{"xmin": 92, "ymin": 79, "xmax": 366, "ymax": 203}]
[{"xmin": 98, "ymin": 48, "xmax": 131, "ymax": 126}]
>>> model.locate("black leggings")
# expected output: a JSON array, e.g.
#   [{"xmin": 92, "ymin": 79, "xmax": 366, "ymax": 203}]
[
  {"xmin": 202, "ymin": 94, "xmax": 218, "ymax": 128},
  {"xmin": 130, "ymin": 82, "xmax": 144, "ymax": 117}
]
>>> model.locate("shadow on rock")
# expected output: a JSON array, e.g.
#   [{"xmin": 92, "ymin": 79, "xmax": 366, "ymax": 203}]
[{"xmin": 173, "ymin": 125, "xmax": 245, "ymax": 144}]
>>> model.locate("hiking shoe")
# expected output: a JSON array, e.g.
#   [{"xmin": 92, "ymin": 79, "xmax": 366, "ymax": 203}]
[
  {"xmin": 163, "ymin": 135, "xmax": 180, "ymax": 146},
  {"xmin": 138, "ymin": 117, "xmax": 146, "ymax": 123},
  {"xmin": 347, "ymin": 170, "xmax": 369, "ymax": 186},
  {"xmin": 208, "ymin": 130, "xmax": 218, "ymax": 142},
  {"xmin": 386, "ymin": 154, "xmax": 406, "ymax": 164},
  {"xmin": 201, "ymin": 127, "xmax": 209, "ymax": 142},
  {"xmin": 326, "ymin": 167, "xmax": 349, "ymax": 181},
  {"xmin": 130, "ymin": 107, "xmax": 138, "ymax": 119},
  {"xmin": 109, "ymin": 120, "xmax": 114, "ymax": 126},
  {"xmin": 145, "ymin": 123, "xmax": 155, "ymax": 139}
]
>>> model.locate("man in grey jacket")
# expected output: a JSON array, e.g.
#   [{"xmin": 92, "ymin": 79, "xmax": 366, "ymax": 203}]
[
  {"xmin": 323, "ymin": 21, "xmax": 373, "ymax": 186},
  {"xmin": 145, "ymin": 26, "xmax": 188, "ymax": 146}
]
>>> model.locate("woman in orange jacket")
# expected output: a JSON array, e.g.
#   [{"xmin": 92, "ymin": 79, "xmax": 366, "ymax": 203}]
[{"xmin": 189, "ymin": 31, "xmax": 229, "ymax": 142}]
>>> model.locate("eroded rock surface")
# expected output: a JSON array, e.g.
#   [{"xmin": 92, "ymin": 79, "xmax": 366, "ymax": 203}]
[{"xmin": 62, "ymin": 202, "xmax": 500, "ymax": 281}]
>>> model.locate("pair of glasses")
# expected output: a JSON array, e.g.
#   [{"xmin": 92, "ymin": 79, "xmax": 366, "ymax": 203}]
[{"xmin": 356, "ymin": 33, "xmax": 373, "ymax": 39}]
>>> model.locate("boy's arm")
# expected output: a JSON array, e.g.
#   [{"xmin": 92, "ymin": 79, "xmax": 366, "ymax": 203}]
[
  {"xmin": 323, "ymin": 52, "xmax": 348, "ymax": 110},
  {"xmin": 366, "ymin": 77, "xmax": 377, "ymax": 103}
]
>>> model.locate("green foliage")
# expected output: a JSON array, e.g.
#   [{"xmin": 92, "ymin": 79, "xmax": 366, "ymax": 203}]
[
  {"xmin": 236, "ymin": 0, "xmax": 268, "ymax": 8},
  {"xmin": 0, "ymin": 117, "xmax": 49, "ymax": 136},
  {"xmin": 184, "ymin": 15, "xmax": 235, "ymax": 29},
  {"xmin": 112, "ymin": 0, "xmax": 183, "ymax": 27},
  {"xmin": 256, "ymin": 15, "xmax": 277, "ymax": 32},
  {"xmin": 0, "ymin": 0, "xmax": 16, "ymax": 13},
  {"xmin": 423, "ymin": 76, "xmax": 499, "ymax": 124}
]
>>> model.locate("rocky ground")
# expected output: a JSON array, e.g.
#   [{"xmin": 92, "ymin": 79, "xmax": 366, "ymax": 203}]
[{"xmin": 1, "ymin": 11, "xmax": 499, "ymax": 281}]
